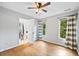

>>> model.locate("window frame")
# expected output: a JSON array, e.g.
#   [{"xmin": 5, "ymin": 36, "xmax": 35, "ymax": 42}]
[{"xmin": 58, "ymin": 18, "xmax": 67, "ymax": 40}]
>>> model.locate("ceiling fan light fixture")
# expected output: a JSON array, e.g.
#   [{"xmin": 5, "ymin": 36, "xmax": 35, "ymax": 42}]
[{"xmin": 36, "ymin": 8, "xmax": 42, "ymax": 14}]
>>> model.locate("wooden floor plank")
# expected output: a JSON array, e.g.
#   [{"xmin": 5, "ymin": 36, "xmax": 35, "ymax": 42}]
[{"xmin": 0, "ymin": 40, "xmax": 78, "ymax": 56}]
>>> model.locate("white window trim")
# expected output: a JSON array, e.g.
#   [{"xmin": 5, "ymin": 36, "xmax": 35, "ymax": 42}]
[{"xmin": 58, "ymin": 18, "xmax": 66, "ymax": 40}]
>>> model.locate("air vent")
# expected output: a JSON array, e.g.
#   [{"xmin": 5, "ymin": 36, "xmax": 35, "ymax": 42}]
[{"xmin": 64, "ymin": 8, "xmax": 71, "ymax": 11}]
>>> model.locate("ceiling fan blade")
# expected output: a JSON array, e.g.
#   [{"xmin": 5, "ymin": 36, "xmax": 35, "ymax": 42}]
[
  {"xmin": 42, "ymin": 9, "xmax": 47, "ymax": 12},
  {"xmin": 35, "ymin": 2, "xmax": 42, "ymax": 8},
  {"xmin": 41, "ymin": 2, "xmax": 51, "ymax": 8},
  {"xmin": 27, "ymin": 7, "xmax": 36, "ymax": 9}
]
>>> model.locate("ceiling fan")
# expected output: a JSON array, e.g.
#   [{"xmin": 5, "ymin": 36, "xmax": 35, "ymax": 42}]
[{"xmin": 27, "ymin": 2, "xmax": 51, "ymax": 14}]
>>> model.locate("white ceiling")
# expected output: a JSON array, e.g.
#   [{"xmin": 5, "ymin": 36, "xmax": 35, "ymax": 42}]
[{"xmin": 0, "ymin": 2, "xmax": 79, "ymax": 19}]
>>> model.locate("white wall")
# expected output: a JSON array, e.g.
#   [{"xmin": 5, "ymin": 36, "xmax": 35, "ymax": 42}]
[
  {"xmin": 42, "ymin": 10, "xmax": 77, "ymax": 46},
  {"xmin": 0, "ymin": 3, "xmax": 2, "ymax": 6},
  {"xmin": 0, "ymin": 6, "xmax": 34, "ymax": 52},
  {"xmin": 76, "ymin": 8, "xmax": 79, "ymax": 54}
]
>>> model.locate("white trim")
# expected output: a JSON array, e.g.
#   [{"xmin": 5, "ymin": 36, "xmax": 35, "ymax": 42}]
[
  {"xmin": 42, "ymin": 39, "xmax": 65, "ymax": 47},
  {"xmin": 58, "ymin": 18, "xmax": 66, "ymax": 40},
  {"xmin": 0, "ymin": 44, "xmax": 18, "ymax": 52}
]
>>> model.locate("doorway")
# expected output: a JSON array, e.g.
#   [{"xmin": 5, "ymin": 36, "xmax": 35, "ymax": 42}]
[{"xmin": 19, "ymin": 18, "xmax": 37, "ymax": 45}]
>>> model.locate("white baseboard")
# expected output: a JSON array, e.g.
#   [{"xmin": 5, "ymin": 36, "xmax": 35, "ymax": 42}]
[
  {"xmin": 41, "ymin": 39, "xmax": 65, "ymax": 47},
  {"xmin": 0, "ymin": 45, "xmax": 18, "ymax": 52}
]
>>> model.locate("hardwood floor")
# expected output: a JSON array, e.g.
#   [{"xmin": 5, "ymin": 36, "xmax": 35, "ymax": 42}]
[{"xmin": 0, "ymin": 40, "xmax": 78, "ymax": 56}]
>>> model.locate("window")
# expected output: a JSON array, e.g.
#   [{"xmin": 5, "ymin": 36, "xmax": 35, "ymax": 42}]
[
  {"xmin": 42, "ymin": 22, "xmax": 46, "ymax": 35},
  {"xmin": 59, "ymin": 18, "xmax": 67, "ymax": 39}
]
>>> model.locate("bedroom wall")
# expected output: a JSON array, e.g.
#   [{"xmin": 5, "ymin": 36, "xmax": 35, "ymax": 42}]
[
  {"xmin": 42, "ymin": 10, "xmax": 77, "ymax": 46},
  {"xmin": 0, "ymin": 3, "xmax": 2, "ymax": 6},
  {"xmin": 76, "ymin": 8, "xmax": 79, "ymax": 54},
  {"xmin": 0, "ymin": 6, "xmax": 34, "ymax": 52}
]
